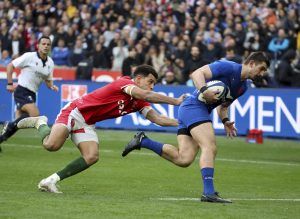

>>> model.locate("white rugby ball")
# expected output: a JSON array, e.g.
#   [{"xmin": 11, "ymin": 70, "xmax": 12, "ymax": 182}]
[{"xmin": 198, "ymin": 80, "xmax": 227, "ymax": 103}]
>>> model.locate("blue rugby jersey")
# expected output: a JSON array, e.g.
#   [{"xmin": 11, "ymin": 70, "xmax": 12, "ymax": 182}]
[{"xmin": 191, "ymin": 60, "xmax": 248, "ymax": 112}]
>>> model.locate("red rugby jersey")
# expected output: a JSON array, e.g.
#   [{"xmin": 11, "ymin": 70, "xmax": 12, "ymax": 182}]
[{"xmin": 73, "ymin": 76, "xmax": 150, "ymax": 125}]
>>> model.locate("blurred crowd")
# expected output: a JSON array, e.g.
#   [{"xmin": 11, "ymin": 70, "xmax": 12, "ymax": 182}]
[{"xmin": 0, "ymin": 0, "xmax": 300, "ymax": 87}]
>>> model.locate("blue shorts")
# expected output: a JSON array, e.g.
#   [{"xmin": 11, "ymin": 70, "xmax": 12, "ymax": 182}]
[
  {"xmin": 177, "ymin": 96, "xmax": 212, "ymax": 136},
  {"xmin": 14, "ymin": 85, "xmax": 36, "ymax": 110}
]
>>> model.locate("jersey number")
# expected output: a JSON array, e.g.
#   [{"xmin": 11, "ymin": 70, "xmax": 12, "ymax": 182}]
[{"xmin": 118, "ymin": 100, "xmax": 127, "ymax": 115}]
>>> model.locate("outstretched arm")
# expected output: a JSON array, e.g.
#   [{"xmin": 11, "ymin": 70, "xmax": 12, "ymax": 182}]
[
  {"xmin": 216, "ymin": 104, "xmax": 237, "ymax": 138},
  {"xmin": 127, "ymin": 85, "xmax": 186, "ymax": 105},
  {"xmin": 145, "ymin": 108, "xmax": 178, "ymax": 127}
]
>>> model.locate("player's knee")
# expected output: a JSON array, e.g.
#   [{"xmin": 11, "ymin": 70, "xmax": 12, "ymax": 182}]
[
  {"xmin": 84, "ymin": 153, "xmax": 99, "ymax": 165},
  {"xmin": 175, "ymin": 156, "xmax": 193, "ymax": 168},
  {"xmin": 202, "ymin": 144, "xmax": 217, "ymax": 156},
  {"xmin": 177, "ymin": 160, "xmax": 193, "ymax": 168},
  {"xmin": 43, "ymin": 142, "xmax": 60, "ymax": 151}
]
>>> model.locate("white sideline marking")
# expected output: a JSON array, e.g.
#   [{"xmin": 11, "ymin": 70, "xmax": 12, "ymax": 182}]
[
  {"xmin": 155, "ymin": 197, "xmax": 300, "ymax": 202},
  {"xmin": 138, "ymin": 152, "xmax": 300, "ymax": 167},
  {"xmin": 2, "ymin": 143, "xmax": 300, "ymax": 167}
]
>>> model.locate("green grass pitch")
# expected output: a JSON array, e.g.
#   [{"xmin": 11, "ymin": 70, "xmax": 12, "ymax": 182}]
[{"xmin": 0, "ymin": 128, "xmax": 299, "ymax": 219}]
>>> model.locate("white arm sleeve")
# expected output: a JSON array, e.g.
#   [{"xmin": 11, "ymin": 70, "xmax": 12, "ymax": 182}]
[
  {"xmin": 122, "ymin": 85, "xmax": 136, "ymax": 96},
  {"xmin": 140, "ymin": 106, "xmax": 152, "ymax": 117},
  {"xmin": 11, "ymin": 53, "xmax": 30, "ymax": 68}
]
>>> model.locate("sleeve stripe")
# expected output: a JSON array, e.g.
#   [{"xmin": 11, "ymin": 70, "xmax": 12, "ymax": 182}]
[
  {"xmin": 140, "ymin": 106, "xmax": 152, "ymax": 117},
  {"xmin": 123, "ymin": 85, "xmax": 136, "ymax": 96}
]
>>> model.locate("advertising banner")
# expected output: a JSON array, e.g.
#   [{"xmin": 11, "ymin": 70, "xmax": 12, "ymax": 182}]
[{"xmin": 0, "ymin": 80, "xmax": 299, "ymax": 139}]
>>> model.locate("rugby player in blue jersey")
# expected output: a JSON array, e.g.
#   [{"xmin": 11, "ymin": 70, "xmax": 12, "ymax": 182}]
[{"xmin": 122, "ymin": 51, "xmax": 269, "ymax": 203}]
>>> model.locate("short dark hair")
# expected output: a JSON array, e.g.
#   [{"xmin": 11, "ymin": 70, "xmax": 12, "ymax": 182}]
[
  {"xmin": 133, "ymin": 64, "xmax": 158, "ymax": 79},
  {"xmin": 38, "ymin": 35, "xmax": 51, "ymax": 44},
  {"xmin": 244, "ymin": 51, "xmax": 270, "ymax": 67}
]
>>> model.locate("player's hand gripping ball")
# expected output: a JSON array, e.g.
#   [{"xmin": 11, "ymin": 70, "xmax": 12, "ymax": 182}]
[{"xmin": 198, "ymin": 80, "xmax": 228, "ymax": 104}]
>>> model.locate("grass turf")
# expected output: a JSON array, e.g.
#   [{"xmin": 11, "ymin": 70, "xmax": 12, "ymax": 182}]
[{"xmin": 0, "ymin": 129, "xmax": 299, "ymax": 219}]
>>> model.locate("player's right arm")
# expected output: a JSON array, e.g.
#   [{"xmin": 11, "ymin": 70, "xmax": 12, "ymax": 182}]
[
  {"xmin": 190, "ymin": 65, "xmax": 219, "ymax": 104},
  {"xmin": 124, "ymin": 85, "xmax": 186, "ymax": 105},
  {"xmin": 6, "ymin": 52, "xmax": 29, "ymax": 93},
  {"xmin": 145, "ymin": 108, "xmax": 178, "ymax": 127},
  {"xmin": 6, "ymin": 63, "xmax": 15, "ymax": 93}
]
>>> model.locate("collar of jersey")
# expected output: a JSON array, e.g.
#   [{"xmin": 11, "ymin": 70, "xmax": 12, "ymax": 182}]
[{"xmin": 36, "ymin": 51, "xmax": 48, "ymax": 67}]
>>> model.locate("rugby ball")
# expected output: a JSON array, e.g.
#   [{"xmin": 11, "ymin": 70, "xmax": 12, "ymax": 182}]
[{"xmin": 198, "ymin": 80, "xmax": 227, "ymax": 103}]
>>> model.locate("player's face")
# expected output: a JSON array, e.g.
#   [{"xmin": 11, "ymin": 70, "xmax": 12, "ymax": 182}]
[
  {"xmin": 249, "ymin": 61, "xmax": 268, "ymax": 82},
  {"xmin": 37, "ymin": 38, "xmax": 51, "ymax": 55},
  {"xmin": 137, "ymin": 74, "xmax": 157, "ymax": 91}
]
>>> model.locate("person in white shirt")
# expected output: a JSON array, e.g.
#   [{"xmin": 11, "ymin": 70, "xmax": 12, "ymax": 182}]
[{"xmin": 0, "ymin": 36, "xmax": 58, "ymax": 150}]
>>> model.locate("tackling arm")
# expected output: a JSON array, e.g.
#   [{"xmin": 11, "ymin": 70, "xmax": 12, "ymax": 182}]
[
  {"xmin": 145, "ymin": 108, "xmax": 178, "ymax": 127},
  {"xmin": 128, "ymin": 85, "xmax": 185, "ymax": 105}
]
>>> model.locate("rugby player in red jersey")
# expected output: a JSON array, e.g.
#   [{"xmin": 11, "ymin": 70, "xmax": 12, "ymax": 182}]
[{"xmin": 17, "ymin": 65, "xmax": 186, "ymax": 193}]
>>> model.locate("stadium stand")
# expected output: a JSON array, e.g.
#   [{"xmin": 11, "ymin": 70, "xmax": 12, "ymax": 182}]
[{"xmin": 0, "ymin": 0, "xmax": 299, "ymax": 87}]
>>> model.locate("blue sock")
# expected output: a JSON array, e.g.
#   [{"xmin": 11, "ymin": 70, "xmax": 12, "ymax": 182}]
[
  {"xmin": 140, "ymin": 137, "xmax": 163, "ymax": 156},
  {"xmin": 201, "ymin": 167, "xmax": 215, "ymax": 195}
]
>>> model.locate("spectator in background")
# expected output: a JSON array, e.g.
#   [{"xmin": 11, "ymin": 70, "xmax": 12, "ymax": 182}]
[
  {"xmin": 26, "ymin": 32, "xmax": 38, "ymax": 52},
  {"xmin": 244, "ymin": 33, "xmax": 261, "ymax": 55},
  {"xmin": 223, "ymin": 46, "xmax": 243, "ymax": 64},
  {"xmin": 10, "ymin": 29, "xmax": 25, "ymax": 59},
  {"xmin": 282, "ymin": 9, "xmax": 299, "ymax": 49},
  {"xmin": 202, "ymin": 42, "xmax": 219, "ymax": 61},
  {"xmin": 112, "ymin": 39, "xmax": 128, "ymax": 71},
  {"xmin": 0, "ymin": 19, "xmax": 10, "ymax": 51},
  {"xmin": 66, "ymin": 0, "xmax": 78, "ymax": 19},
  {"xmin": 234, "ymin": 22, "xmax": 246, "ymax": 56},
  {"xmin": 107, "ymin": 31, "xmax": 122, "ymax": 62},
  {"xmin": 182, "ymin": 45, "xmax": 208, "ymax": 83},
  {"xmin": 203, "ymin": 23, "xmax": 222, "ymax": 45},
  {"xmin": 159, "ymin": 53, "xmax": 184, "ymax": 84},
  {"xmin": 65, "ymin": 27, "xmax": 76, "ymax": 49},
  {"xmin": 52, "ymin": 22, "xmax": 67, "ymax": 48},
  {"xmin": 174, "ymin": 40, "xmax": 189, "ymax": 65},
  {"xmin": 51, "ymin": 38, "xmax": 70, "ymax": 66},
  {"xmin": 103, "ymin": 22, "xmax": 117, "ymax": 48},
  {"xmin": 0, "ymin": 0, "xmax": 298, "ymax": 86},
  {"xmin": 161, "ymin": 71, "xmax": 180, "ymax": 86},
  {"xmin": 92, "ymin": 42, "xmax": 110, "ymax": 69},
  {"xmin": 38, "ymin": 26, "xmax": 55, "ymax": 43},
  {"xmin": 122, "ymin": 47, "xmax": 138, "ymax": 77},
  {"xmin": 134, "ymin": 42, "xmax": 145, "ymax": 65},
  {"xmin": 68, "ymin": 37, "xmax": 86, "ymax": 67},
  {"xmin": 268, "ymin": 28, "xmax": 290, "ymax": 59},
  {"xmin": 0, "ymin": 50, "xmax": 11, "ymax": 66},
  {"xmin": 275, "ymin": 49, "xmax": 299, "ymax": 87},
  {"xmin": 146, "ymin": 44, "xmax": 164, "ymax": 75}
]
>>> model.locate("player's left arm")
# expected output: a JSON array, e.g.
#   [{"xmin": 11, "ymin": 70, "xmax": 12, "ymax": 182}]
[
  {"xmin": 124, "ymin": 85, "xmax": 186, "ymax": 105},
  {"xmin": 216, "ymin": 103, "xmax": 237, "ymax": 139},
  {"xmin": 45, "ymin": 63, "xmax": 59, "ymax": 92},
  {"xmin": 45, "ymin": 79, "xmax": 59, "ymax": 92},
  {"xmin": 144, "ymin": 108, "xmax": 178, "ymax": 127}
]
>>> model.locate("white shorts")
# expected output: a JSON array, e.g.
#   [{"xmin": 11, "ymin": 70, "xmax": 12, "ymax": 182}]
[{"xmin": 55, "ymin": 102, "xmax": 99, "ymax": 146}]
